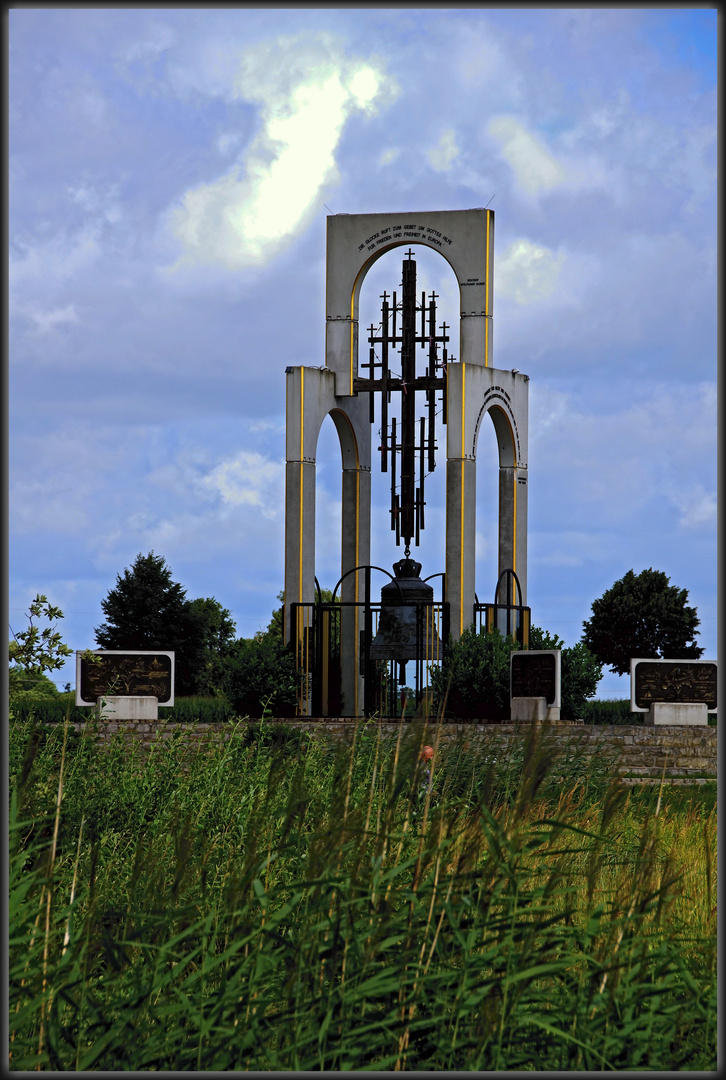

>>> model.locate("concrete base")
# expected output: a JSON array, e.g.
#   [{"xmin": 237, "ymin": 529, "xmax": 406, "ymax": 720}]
[
  {"xmin": 645, "ymin": 702, "xmax": 709, "ymax": 726},
  {"xmin": 97, "ymin": 696, "xmax": 159, "ymax": 721},
  {"xmin": 511, "ymin": 696, "xmax": 547, "ymax": 723}
]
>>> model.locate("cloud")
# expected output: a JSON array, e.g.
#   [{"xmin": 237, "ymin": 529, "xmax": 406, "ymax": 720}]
[
  {"xmin": 124, "ymin": 21, "xmax": 177, "ymax": 62},
  {"xmin": 199, "ymin": 450, "xmax": 283, "ymax": 516},
  {"xmin": 9, "ymin": 181, "xmax": 126, "ymax": 330},
  {"xmin": 530, "ymin": 530, "xmax": 615, "ymax": 568},
  {"xmin": 378, "ymin": 148, "xmax": 399, "ymax": 168},
  {"xmin": 427, "ymin": 129, "xmax": 459, "ymax": 172},
  {"xmin": 9, "ymin": 224, "xmax": 102, "ymax": 297},
  {"xmin": 28, "ymin": 303, "xmax": 80, "ymax": 334},
  {"xmin": 164, "ymin": 34, "xmax": 393, "ymax": 271},
  {"xmin": 488, "ymin": 115, "xmax": 566, "ymax": 196},
  {"xmin": 487, "ymin": 114, "xmax": 625, "ymax": 207},
  {"xmin": 529, "ymin": 382, "xmax": 717, "ymax": 530},
  {"xmin": 666, "ymin": 484, "xmax": 716, "ymax": 529},
  {"xmin": 496, "ymin": 238, "xmax": 563, "ymax": 305}
]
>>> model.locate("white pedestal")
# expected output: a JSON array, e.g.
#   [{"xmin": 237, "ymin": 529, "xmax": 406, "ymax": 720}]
[
  {"xmin": 97, "ymin": 696, "xmax": 159, "ymax": 721},
  {"xmin": 511, "ymin": 696, "xmax": 547, "ymax": 722},
  {"xmin": 645, "ymin": 702, "xmax": 709, "ymax": 726}
]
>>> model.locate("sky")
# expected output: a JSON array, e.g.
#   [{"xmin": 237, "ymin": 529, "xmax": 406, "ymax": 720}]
[{"xmin": 8, "ymin": 6, "xmax": 718, "ymax": 701}]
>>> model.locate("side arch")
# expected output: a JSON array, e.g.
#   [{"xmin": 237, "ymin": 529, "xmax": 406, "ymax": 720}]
[
  {"xmin": 444, "ymin": 363, "xmax": 528, "ymax": 634},
  {"xmin": 327, "ymin": 407, "xmax": 360, "ymax": 469},
  {"xmin": 319, "ymin": 406, "xmax": 370, "ymax": 716},
  {"xmin": 474, "ymin": 401, "xmax": 518, "ymax": 468},
  {"xmin": 472, "ymin": 401, "xmax": 526, "ymax": 607}
]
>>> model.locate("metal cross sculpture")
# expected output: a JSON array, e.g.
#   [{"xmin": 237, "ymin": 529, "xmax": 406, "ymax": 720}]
[{"xmin": 354, "ymin": 251, "xmax": 451, "ymax": 554}]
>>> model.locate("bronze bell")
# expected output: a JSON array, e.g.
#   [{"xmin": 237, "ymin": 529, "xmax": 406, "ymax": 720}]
[{"xmin": 369, "ymin": 557, "xmax": 443, "ymax": 668}]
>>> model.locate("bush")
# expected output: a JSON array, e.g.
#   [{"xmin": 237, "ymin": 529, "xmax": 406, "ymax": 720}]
[
  {"xmin": 429, "ymin": 625, "xmax": 603, "ymax": 722},
  {"xmin": 11, "ymin": 696, "xmax": 246, "ymax": 726},
  {"xmin": 10, "ymin": 698, "xmax": 86, "ymax": 725},
  {"xmin": 225, "ymin": 635, "xmax": 300, "ymax": 718},
  {"xmin": 579, "ymin": 699, "xmax": 717, "ymax": 727},
  {"xmin": 529, "ymin": 626, "xmax": 603, "ymax": 721},
  {"xmin": 429, "ymin": 627, "xmax": 517, "ymax": 719}
]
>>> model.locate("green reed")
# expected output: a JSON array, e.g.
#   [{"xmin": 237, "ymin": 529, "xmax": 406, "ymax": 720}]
[{"xmin": 9, "ymin": 714, "xmax": 716, "ymax": 1070}]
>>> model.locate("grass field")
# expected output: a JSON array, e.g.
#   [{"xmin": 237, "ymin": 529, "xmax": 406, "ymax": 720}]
[{"xmin": 9, "ymin": 713, "xmax": 717, "ymax": 1070}]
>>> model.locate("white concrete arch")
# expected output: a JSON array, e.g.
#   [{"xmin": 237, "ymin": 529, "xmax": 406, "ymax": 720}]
[
  {"xmin": 350, "ymin": 239, "xmax": 460, "ymax": 323},
  {"xmin": 445, "ymin": 364, "xmax": 529, "ymax": 632},
  {"xmin": 471, "ymin": 392, "xmax": 529, "ymax": 607},
  {"xmin": 327, "ymin": 406, "xmax": 360, "ymax": 469},
  {"xmin": 325, "ymin": 209, "xmax": 494, "ymax": 396}
]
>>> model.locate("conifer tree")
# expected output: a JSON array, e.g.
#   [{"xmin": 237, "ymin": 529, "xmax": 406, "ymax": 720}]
[{"xmin": 95, "ymin": 552, "xmax": 205, "ymax": 695}]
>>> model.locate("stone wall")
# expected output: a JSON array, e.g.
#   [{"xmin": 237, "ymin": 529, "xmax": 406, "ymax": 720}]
[{"xmin": 64, "ymin": 719, "xmax": 717, "ymax": 783}]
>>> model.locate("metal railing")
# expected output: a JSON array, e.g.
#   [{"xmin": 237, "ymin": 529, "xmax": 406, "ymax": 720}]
[
  {"xmin": 473, "ymin": 602, "xmax": 530, "ymax": 648},
  {"xmin": 474, "ymin": 568, "xmax": 531, "ymax": 649}
]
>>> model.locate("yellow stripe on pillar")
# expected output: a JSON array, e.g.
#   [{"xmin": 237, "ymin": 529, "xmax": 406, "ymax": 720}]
[
  {"xmin": 485, "ymin": 211, "xmax": 491, "ymax": 367},
  {"xmin": 460, "ymin": 364, "xmax": 466, "ymax": 637},
  {"xmin": 299, "ymin": 368, "xmax": 304, "ymax": 604}
]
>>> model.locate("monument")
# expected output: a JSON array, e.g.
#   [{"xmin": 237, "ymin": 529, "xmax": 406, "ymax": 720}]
[
  {"xmin": 630, "ymin": 658, "xmax": 717, "ymax": 725},
  {"xmin": 284, "ymin": 210, "xmax": 530, "ymax": 717},
  {"xmin": 510, "ymin": 649, "xmax": 561, "ymax": 723},
  {"xmin": 76, "ymin": 650, "xmax": 175, "ymax": 721}
]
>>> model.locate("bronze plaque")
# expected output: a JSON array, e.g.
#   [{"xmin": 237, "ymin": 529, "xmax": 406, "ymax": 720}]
[
  {"xmin": 78, "ymin": 652, "xmax": 173, "ymax": 704},
  {"xmin": 634, "ymin": 661, "xmax": 717, "ymax": 710},
  {"xmin": 511, "ymin": 651, "xmax": 557, "ymax": 705}
]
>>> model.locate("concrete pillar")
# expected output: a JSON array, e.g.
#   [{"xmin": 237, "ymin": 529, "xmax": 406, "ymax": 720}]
[
  {"xmin": 445, "ymin": 457, "xmax": 477, "ymax": 639},
  {"xmin": 284, "ymin": 366, "xmax": 321, "ymax": 648},
  {"xmin": 445, "ymin": 363, "xmax": 477, "ymax": 639},
  {"xmin": 459, "ymin": 314, "xmax": 492, "ymax": 368},
  {"xmin": 325, "ymin": 317, "xmax": 358, "ymax": 398},
  {"xmin": 498, "ymin": 465, "xmax": 528, "ymax": 605},
  {"xmin": 284, "ymin": 456, "xmax": 317, "ymax": 617},
  {"xmin": 339, "ymin": 463, "xmax": 371, "ymax": 715}
]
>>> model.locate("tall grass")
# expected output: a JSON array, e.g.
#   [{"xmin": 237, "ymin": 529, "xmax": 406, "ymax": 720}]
[{"xmin": 9, "ymin": 713, "xmax": 716, "ymax": 1070}]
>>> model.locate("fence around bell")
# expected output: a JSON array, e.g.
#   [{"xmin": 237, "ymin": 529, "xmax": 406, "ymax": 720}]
[
  {"xmin": 290, "ymin": 600, "xmax": 448, "ymax": 718},
  {"xmin": 474, "ymin": 602, "xmax": 530, "ymax": 648}
]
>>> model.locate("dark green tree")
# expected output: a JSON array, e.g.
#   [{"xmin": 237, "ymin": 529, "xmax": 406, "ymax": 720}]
[
  {"xmin": 223, "ymin": 588, "xmax": 338, "ymax": 717},
  {"xmin": 187, "ymin": 597, "xmax": 237, "ymax": 698},
  {"xmin": 258, "ymin": 588, "xmax": 337, "ymax": 645},
  {"xmin": 582, "ymin": 568, "xmax": 703, "ymax": 676},
  {"xmin": 94, "ymin": 552, "xmax": 206, "ymax": 696},
  {"xmin": 257, "ymin": 591, "xmax": 285, "ymax": 643},
  {"xmin": 529, "ymin": 626, "xmax": 602, "ymax": 722}
]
